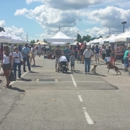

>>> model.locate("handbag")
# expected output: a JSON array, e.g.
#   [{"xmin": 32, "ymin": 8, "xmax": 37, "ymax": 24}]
[
  {"xmin": 19, "ymin": 52, "xmax": 24, "ymax": 65},
  {"xmin": 8, "ymin": 71, "xmax": 16, "ymax": 81}
]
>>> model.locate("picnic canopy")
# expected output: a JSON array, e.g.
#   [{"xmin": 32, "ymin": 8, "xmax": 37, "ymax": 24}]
[
  {"xmin": 34, "ymin": 41, "xmax": 47, "ymax": 45},
  {"xmin": 46, "ymin": 31, "xmax": 73, "ymax": 43}
]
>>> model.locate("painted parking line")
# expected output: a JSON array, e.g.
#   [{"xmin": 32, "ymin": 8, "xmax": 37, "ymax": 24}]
[
  {"xmin": 78, "ymin": 95, "xmax": 83, "ymax": 102},
  {"xmin": 70, "ymin": 74, "xmax": 77, "ymax": 87},
  {"xmin": 83, "ymin": 107, "xmax": 94, "ymax": 125}
]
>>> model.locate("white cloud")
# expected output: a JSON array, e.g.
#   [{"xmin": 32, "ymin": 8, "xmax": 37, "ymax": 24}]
[
  {"xmin": 26, "ymin": 0, "xmax": 102, "ymax": 9},
  {"xmin": 15, "ymin": 5, "xmax": 81, "ymax": 28},
  {"xmin": 0, "ymin": 20, "xmax": 26, "ymax": 40},
  {"xmin": 0, "ymin": 20, "xmax": 6, "ymax": 27},
  {"xmin": 87, "ymin": 6, "xmax": 130, "ymax": 29},
  {"xmin": 85, "ymin": 27, "xmax": 118, "ymax": 37}
]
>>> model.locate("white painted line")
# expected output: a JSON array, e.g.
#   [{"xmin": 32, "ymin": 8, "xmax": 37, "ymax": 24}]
[
  {"xmin": 78, "ymin": 95, "xmax": 83, "ymax": 102},
  {"xmin": 83, "ymin": 107, "xmax": 94, "ymax": 125},
  {"xmin": 10, "ymin": 72, "xmax": 28, "ymax": 85},
  {"xmin": 10, "ymin": 81, "xmax": 15, "ymax": 85},
  {"xmin": 70, "ymin": 74, "xmax": 77, "ymax": 87},
  {"xmin": 21, "ymin": 72, "xmax": 28, "ymax": 78}
]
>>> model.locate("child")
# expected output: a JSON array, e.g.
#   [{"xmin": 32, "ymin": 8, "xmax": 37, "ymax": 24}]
[{"xmin": 70, "ymin": 53, "xmax": 75, "ymax": 73}]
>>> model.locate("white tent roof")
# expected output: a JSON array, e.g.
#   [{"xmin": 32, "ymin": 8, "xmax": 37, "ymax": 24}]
[
  {"xmin": 70, "ymin": 41, "xmax": 81, "ymax": 45},
  {"xmin": 50, "ymin": 42, "xmax": 66, "ymax": 46},
  {"xmin": 34, "ymin": 41, "xmax": 47, "ymax": 45},
  {"xmin": 0, "ymin": 32, "xmax": 26, "ymax": 44},
  {"xmin": 47, "ymin": 31, "xmax": 73, "ymax": 43},
  {"xmin": 116, "ymin": 31, "xmax": 130, "ymax": 42}
]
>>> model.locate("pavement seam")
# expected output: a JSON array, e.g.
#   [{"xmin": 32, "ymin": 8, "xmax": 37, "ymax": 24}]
[{"xmin": 0, "ymin": 93, "xmax": 25, "ymax": 126}]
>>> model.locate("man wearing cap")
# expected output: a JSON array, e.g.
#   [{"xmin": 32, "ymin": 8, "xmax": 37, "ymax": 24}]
[
  {"xmin": 83, "ymin": 46, "xmax": 93, "ymax": 74},
  {"xmin": 54, "ymin": 45, "xmax": 62, "ymax": 71}
]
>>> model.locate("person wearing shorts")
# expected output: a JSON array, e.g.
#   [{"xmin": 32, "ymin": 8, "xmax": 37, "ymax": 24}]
[
  {"xmin": 94, "ymin": 45, "xmax": 100, "ymax": 64},
  {"xmin": 70, "ymin": 52, "xmax": 75, "ymax": 73},
  {"xmin": 2, "ymin": 45, "xmax": 12, "ymax": 88},
  {"xmin": 54, "ymin": 45, "xmax": 62, "ymax": 71},
  {"xmin": 30, "ymin": 44, "xmax": 36, "ymax": 66},
  {"xmin": 105, "ymin": 46, "xmax": 111, "ymax": 62}
]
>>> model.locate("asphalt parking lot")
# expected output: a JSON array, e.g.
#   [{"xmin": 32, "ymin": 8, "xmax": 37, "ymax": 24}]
[{"xmin": 0, "ymin": 56, "xmax": 130, "ymax": 130}]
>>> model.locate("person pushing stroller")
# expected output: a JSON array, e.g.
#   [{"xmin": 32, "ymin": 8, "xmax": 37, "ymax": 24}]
[{"xmin": 58, "ymin": 55, "xmax": 68, "ymax": 73}]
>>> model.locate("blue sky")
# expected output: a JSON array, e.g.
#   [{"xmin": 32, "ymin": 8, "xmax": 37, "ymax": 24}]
[{"xmin": 0, "ymin": 0, "xmax": 130, "ymax": 41}]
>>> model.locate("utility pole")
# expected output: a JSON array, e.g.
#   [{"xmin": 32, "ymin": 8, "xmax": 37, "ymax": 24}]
[
  {"xmin": 109, "ymin": 28, "xmax": 111, "ymax": 37},
  {"xmin": 59, "ymin": 24, "xmax": 61, "ymax": 31},
  {"xmin": 26, "ymin": 32, "xmax": 28, "ymax": 43},
  {"xmin": 122, "ymin": 21, "xmax": 127, "ymax": 33}
]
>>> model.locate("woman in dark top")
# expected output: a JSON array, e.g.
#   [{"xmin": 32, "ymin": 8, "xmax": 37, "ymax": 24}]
[{"xmin": 105, "ymin": 46, "xmax": 111, "ymax": 62}]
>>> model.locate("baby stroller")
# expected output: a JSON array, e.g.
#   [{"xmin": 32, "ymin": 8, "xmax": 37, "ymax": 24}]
[{"xmin": 58, "ymin": 61, "xmax": 68, "ymax": 73}]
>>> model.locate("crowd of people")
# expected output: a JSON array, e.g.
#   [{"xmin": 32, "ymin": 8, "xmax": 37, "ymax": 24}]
[
  {"xmin": 54, "ymin": 42, "xmax": 130, "ymax": 75},
  {"xmin": 0, "ymin": 43, "xmax": 44, "ymax": 89},
  {"xmin": 0, "ymin": 42, "xmax": 130, "ymax": 88}
]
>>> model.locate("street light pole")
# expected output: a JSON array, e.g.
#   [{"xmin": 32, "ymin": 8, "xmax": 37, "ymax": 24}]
[{"xmin": 122, "ymin": 21, "xmax": 127, "ymax": 33}]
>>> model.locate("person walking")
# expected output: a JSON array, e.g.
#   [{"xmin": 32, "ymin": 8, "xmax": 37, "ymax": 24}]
[
  {"xmin": 94, "ymin": 45, "xmax": 100, "ymax": 64},
  {"xmin": 54, "ymin": 45, "xmax": 62, "ymax": 71},
  {"xmin": 101, "ymin": 46, "xmax": 106, "ymax": 61},
  {"xmin": 22, "ymin": 43, "xmax": 31, "ymax": 72},
  {"xmin": 2, "ymin": 45, "xmax": 12, "ymax": 88},
  {"xmin": 37, "ymin": 43, "xmax": 42, "ymax": 57},
  {"xmin": 63, "ymin": 45, "xmax": 71, "ymax": 62},
  {"xmin": 69, "ymin": 52, "xmax": 75, "ymax": 73},
  {"xmin": 13, "ymin": 47, "xmax": 23, "ymax": 79},
  {"xmin": 105, "ymin": 46, "xmax": 111, "ymax": 62},
  {"xmin": 83, "ymin": 46, "xmax": 93, "ymax": 74},
  {"xmin": 30, "ymin": 44, "xmax": 36, "ymax": 66},
  {"xmin": 123, "ymin": 47, "xmax": 130, "ymax": 71}
]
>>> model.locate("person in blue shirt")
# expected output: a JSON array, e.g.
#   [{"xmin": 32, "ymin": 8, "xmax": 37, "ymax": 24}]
[
  {"xmin": 63, "ymin": 45, "xmax": 71, "ymax": 62},
  {"xmin": 94, "ymin": 45, "xmax": 100, "ymax": 64},
  {"xmin": 22, "ymin": 43, "xmax": 31, "ymax": 72}
]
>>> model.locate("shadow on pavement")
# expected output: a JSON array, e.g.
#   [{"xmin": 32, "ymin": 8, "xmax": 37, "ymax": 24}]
[
  {"xmin": 31, "ymin": 65, "xmax": 42, "ymax": 68},
  {"xmin": 90, "ymin": 73, "xmax": 107, "ymax": 77},
  {"xmin": 0, "ymin": 80, "xmax": 2, "ymax": 83},
  {"xmin": 74, "ymin": 70, "xmax": 83, "ymax": 74},
  {"xmin": 20, "ymin": 78, "xmax": 32, "ymax": 82},
  {"xmin": 29, "ymin": 71, "xmax": 39, "ymax": 73},
  {"xmin": 8, "ymin": 87, "xmax": 25, "ymax": 92}
]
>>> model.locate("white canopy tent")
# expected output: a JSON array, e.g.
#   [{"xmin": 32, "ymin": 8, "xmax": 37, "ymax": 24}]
[
  {"xmin": 0, "ymin": 32, "xmax": 12, "ymax": 43},
  {"xmin": 50, "ymin": 42, "xmax": 66, "ymax": 46},
  {"xmin": 0, "ymin": 32, "xmax": 26, "ymax": 44},
  {"xmin": 34, "ymin": 41, "xmax": 47, "ymax": 45},
  {"xmin": 116, "ymin": 31, "xmax": 130, "ymax": 42},
  {"xmin": 47, "ymin": 31, "xmax": 73, "ymax": 43},
  {"xmin": 70, "ymin": 41, "xmax": 81, "ymax": 46}
]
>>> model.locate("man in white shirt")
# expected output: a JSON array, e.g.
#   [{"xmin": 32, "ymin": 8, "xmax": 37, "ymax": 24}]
[{"xmin": 83, "ymin": 46, "xmax": 93, "ymax": 74}]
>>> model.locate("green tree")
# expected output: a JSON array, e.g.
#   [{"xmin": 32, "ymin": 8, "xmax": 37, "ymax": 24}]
[
  {"xmin": 77, "ymin": 33, "xmax": 82, "ymax": 42},
  {"xmin": 0, "ymin": 27, "xmax": 5, "ymax": 32}
]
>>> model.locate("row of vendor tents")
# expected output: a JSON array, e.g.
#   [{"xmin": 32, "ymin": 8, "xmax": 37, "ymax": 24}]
[
  {"xmin": 1, "ymin": 30, "xmax": 130, "ymax": 46},
  {"xmin": 0, "ymin": 32, "xmax": 26, "ymax": 44},
  {"xmin": 87, "ymin": 31, "xmax": 130, "ymax": 45}
]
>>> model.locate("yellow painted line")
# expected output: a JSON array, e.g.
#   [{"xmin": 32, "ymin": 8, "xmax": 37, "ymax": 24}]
[
  {"xmin": 36, "ymin": 79, "xmax": 39, "ymax": 82},
  {"xmin": 55, "ymin": 79, "xmax": 58, "ymax": 82}
]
